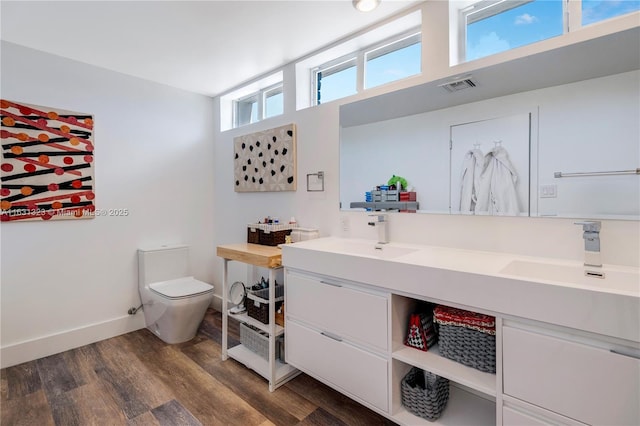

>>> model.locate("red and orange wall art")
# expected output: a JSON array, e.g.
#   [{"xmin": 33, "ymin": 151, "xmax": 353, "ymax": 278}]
[{"xmin": 1, "ymin": 100, "xmax": 95, "ymax": 222}]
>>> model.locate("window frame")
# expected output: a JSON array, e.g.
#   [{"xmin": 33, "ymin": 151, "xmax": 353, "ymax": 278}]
[
  {"xmin": 233, "ymin": 93, "xmax": 259, "ymax": 127},
  {"xmin": 311, "ymin": 27, "xmax": 421, "ymax": 106},
  {"xmin": 364, "ymin": 30, "xmax": 422, "ymax": 89},
  {"xmin": 457, "ymin": 0, "xmax": 640, "ymax": 64},
  {"xmin": 263, "ymin": 84, "xmax": 284, "ymax": 119},
  {"xmin": 457, "ymin": 0, "xmax": 564, "ymax": 63},
  {"xmin": 312, "ymin": 54, "xmax": 358, "ymax": 106},
  {"xmin": 233, "ymin": 82, "xmax": 283, "ymax": 128}
]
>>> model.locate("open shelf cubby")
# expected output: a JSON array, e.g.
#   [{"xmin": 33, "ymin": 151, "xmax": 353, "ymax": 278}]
[{"xmin": 390, "ymin": 294, "xmax": 497, "ymax": 425}]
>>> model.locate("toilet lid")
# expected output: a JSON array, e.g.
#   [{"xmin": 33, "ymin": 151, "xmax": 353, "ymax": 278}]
[{"xmin": 149, "ymin": 277, "xmax": 213, "ymax": 299}]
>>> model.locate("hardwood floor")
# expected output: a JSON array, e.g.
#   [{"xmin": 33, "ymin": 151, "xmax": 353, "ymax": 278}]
[{"xmin": 1, "ymin": 310, "xmax": 396, "ymax": 426}]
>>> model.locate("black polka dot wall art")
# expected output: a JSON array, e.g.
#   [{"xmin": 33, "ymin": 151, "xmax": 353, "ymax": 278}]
[
  {"xmin": 1, "ymin": 100, "xmax": 95, "ymax": 222},
  {"xmin": 233, "ymin": 123, "xmax": 296, "ymax": 192}
]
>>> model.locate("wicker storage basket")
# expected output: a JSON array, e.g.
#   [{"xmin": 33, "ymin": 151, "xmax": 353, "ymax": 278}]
[
  {"xmin": 247, "ymin": 223, "xmax": 296, "ymax": 246},
  {"xmin": 247, "ymin": 227, "xmax": 260, "ymax": 244},
  {"xmin": 259, "ymin": 229, "xmax": 291, "ymax": 246},
  {"xmin": 239, "ymin": 323, "xmax": 284, "ymax": 362},
  {"xmin": 246, "ymin": 284, "xmax": 284, "ymax": 324},
  {"xmin": 434, "ymin": 305, "xmax": 496, "ymax": 373},
  {"xmin": 401, "ymin": 367, "xmax": 449, "ymax": 421}
]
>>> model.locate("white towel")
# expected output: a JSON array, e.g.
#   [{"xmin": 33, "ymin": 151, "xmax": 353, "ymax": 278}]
[
  {"xmin": 459, "ymin": 148, "xmax": 484, "ymax": 212},
  {"xmin": 475, "ymin": 146, "xmax": 520, "ymax": 215}
]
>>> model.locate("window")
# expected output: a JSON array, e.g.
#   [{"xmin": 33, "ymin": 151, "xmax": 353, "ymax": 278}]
[
  {"xmin": 461, "ymin": 0, "xmax": 564, "ymax": 62},
  {"xmin": 312, "ymin": 30, "xmax": 421, "ymax": 105},
  {"xmin": 235, "ymin": 94, "xmax": 259, "ymax": 127},
  {"xmin": 233, "ymin": 82, "xmax": 283, "ymax": 128},
  {"xmin": 264, "ymin": 86, "xmax": 284, "ymax": 119},
  {"xmin": 314, "ymin": 57, "xmax": 358, "ymax": 105},
  {"xmin": 365, "ymin": 33, "xmax": 421, "ymax": 89},
  {"xmin": 296, "ymin": 9, "xmax": 421, "ymax": 110},
  {"xmin": 457, "ymin": 0, "xmax": 639, "ymax": 63},
  {"xmin": 581, "ymin": 0, "xmax": 640, "ymax": 26},
  {"xmin": 220, "ymin": 71, "xmax": 282, "ymax": 131}
]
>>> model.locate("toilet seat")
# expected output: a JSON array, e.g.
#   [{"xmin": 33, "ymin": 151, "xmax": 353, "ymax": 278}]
[{"xmin": 149, "ymin": 277, "xmax": 213, "ymax": 299}]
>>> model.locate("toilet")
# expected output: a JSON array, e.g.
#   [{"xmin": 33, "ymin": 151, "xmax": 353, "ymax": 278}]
[{"xmin": 138, "ymin": 245, "xmax": 214, "ymax": 344}]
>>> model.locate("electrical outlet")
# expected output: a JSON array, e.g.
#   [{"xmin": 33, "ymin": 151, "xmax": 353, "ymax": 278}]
[
  {"xmin": 340, "ymin": 216, "xmax": 350, "ymax": 232},
  {"xmin": 540, "ymin": 184, "xmax": 557, "ymax": 198}
]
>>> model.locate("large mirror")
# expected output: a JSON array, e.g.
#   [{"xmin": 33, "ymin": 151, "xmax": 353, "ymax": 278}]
[{"xmin": 340, "ymin": 70, "xmax": 639, "ymax": 220}]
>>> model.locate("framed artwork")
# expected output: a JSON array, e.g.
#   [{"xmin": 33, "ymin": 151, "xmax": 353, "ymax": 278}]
[
  {"xmin": 1, "ymin": 100, "xmax": 95, "ymax": 221},
  {"xmin": 233, "ymin": 123, "xmax": 296, "ymax": 192}
]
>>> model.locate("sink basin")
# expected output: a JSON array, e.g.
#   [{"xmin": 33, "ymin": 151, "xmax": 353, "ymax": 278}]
[
  {"xmin": 315, "ymin": 240, "xmax": 419, "ymax": 260},
  {"xmin": 500, "ymin": 260, "xmax": 640, "ymax": 294}
]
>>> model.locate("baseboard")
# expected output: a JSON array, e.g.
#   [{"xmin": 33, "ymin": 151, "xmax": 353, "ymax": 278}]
[
  {"xmin": 1, "ymin": 314, "xmax": 145, "ymax": 368},
  {"xmin": 211, "ymin": 293, "xmax": 222, "ymax": 312}
]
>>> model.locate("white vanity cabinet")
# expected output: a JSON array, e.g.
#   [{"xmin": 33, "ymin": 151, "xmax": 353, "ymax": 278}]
[
  {"xmin": 285, "ymin": 270, "xmax": 390, "ymax": 412},
  {"xmin": 502, "ymin": 322, "xmax": 640, "ymax": 426},
  {"xmin": 285, "ymin": 269, "xmax": 498, "ymax": 425},
  {"xmin": 281, "ymin": 238, "xmax": 639, "ymax": 426}
]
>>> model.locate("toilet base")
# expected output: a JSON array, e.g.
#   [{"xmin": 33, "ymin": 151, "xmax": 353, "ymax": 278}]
[{"xmin": 143, "ymin": 291, "xmax": 213, "ymax": 344}]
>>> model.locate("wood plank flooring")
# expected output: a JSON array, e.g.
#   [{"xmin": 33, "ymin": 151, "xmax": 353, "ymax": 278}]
[{"xmin": 1, "ymin": 309, "xmax": 396, "ymax": 426}]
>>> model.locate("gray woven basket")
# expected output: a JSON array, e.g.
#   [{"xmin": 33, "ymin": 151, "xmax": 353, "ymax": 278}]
[
  {"xmin": 401, "ymin": 367, "xmax": 449, "ymax": 421},
  {"xmin": 438, "ymin": 324, "xmax": 496, "ymax": 373},
  {"xmin": 239, "ymin": 322, "xmax": 285, "ymax": 362}
]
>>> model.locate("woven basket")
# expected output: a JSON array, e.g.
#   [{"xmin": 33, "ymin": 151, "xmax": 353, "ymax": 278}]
[
  {"xmin": 247, "ymin": 223, "xmax": 296, "ymax": 246},
  {"xmin": 401, "ymin": 367, "xmax": 449, "ymax": 421},
  {"xmin": 259, "ymin": 229, "xmax": 291, "ymax": 246},
  {"xmin": 246, "ymin": 284, "xmax": 284, "ymax": 324},
  {"xmin": 434, "ymin": 305, "xmax": 496, "ymax": 374},
  {"xmin": 239, "ymin": 322, "xmax": 285, "ymax": 362},
  {"xmin": 438, "ymin": 324, "xmax": 496, "ymax": 373},
  {"xmin": 247, "ymin": 227, "xmax": 260, "ymax": 244},
  {"xmin": 240, "ymin": 323, "xmax": 269, "ymax": 359}
]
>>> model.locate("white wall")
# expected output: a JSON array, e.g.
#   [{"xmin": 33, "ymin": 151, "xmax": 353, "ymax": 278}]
[{"xmin": 0, "ymin": 42, "xmax": 216, "ymax": 367}]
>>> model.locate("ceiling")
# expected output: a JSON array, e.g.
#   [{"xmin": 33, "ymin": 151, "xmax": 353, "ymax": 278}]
[{"xmin": 0, "ymin": 0, "xmax": 421, "ymax": 97}]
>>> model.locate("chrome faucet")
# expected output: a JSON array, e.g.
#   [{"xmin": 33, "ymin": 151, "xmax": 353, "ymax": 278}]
[
  {"xmin": 575, "ymin": 221, "xmax": 602, "ymax": 267},
  {"xmin": 368, "ymin": 214, "xmax": 389, "ymax": 244}
]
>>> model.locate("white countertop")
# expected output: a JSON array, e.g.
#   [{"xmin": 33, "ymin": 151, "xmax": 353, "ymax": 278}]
[{"xmin": 282, "ymin": 237, "xmax": 640, "ymax": 343}]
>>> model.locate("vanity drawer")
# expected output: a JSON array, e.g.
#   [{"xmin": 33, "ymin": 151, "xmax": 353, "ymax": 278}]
[
  {"xmin": 286, "ymin": 271, "xmax": 388, "ymax": 352},
  {"xmin": 503, "ymin": 326, "xmax": 640, "ymax": 426},
  {"xmin": 503, "ymin": 406, "xmax": 585, "ymax": 426},
  {"xmin": 286, "ymin": 319, "xmax": 389, "ymax": 412},
  {"xmin": 503, "ymin": 406, "xmax": 554, "ymax": 426}
]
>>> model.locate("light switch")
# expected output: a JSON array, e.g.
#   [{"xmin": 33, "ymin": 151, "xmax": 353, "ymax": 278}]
[{"xmin": 540, "ymin": 184, "xmax": 557, "ymax": 198}]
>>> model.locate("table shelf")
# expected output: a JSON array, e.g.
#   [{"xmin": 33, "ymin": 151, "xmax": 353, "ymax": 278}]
[{"xmin": 217, "ymin": 243, "xmax": 298, "ymax": 392}]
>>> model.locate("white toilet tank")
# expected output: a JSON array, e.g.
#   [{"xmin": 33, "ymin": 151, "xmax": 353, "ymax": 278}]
[
  {"xmin": 137, "ymin": 244, "xmax": 213, "ymax": 344},
  {"xmin": 138, "ymin": 245, "xmax": 190, "ymax": 288}
]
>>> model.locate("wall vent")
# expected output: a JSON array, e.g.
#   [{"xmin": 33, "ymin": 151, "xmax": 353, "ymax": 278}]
[{"xmin": 439, "ymin": 76, "xmax": 477, "ymax": 93}]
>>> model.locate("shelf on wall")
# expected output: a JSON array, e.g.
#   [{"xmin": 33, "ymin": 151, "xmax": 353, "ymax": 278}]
[{"xmin": 350, "ymin": 201, "xmax": 419, "ymax": 211}]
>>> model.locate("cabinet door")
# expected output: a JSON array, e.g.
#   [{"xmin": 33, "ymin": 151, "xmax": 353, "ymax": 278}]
[
  {"xmin": 286, "ymin": 271, "xmax": 388, "ymax": 352},
  {"xmin": 503, "ymin": 326, "xmax": 640, "ymax": 426},
  {"xmin": 286, "ymin": 320, "xmax": 389, "ymax": 412}
]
